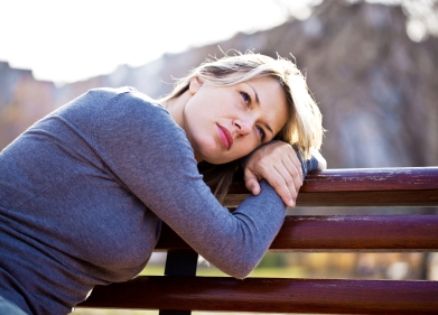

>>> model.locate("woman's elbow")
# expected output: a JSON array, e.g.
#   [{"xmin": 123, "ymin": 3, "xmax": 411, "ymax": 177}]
[{"xmin": 219, "ymin": 257, "xmax": 259, "ymax": 279}]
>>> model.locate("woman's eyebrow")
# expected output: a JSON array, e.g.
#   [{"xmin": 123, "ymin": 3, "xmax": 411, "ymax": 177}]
[
  {"xmin": 247, "ymin": 83, "xmax": 260, "ymax": 105},
  {"xmin": 247, "ymin": 83, "xmax": 274, "ymax": 136}
]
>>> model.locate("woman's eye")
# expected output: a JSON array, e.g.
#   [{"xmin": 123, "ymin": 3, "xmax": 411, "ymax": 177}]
[
  {"xmin": 239, "ymin": 91, "xmax": 251, "ymax": 106},
  {"xmin": 256, "ymin": 126, "xmax": 266, "ymax": 142}
]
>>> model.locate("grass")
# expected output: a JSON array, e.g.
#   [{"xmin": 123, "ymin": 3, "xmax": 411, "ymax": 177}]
[{"xmin": 138, "ymin": 264, "xmax": 305, "ymax": 278}]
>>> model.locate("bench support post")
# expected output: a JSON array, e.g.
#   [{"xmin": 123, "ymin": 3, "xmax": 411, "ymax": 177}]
[{"xmin": 159, "ymin": 249, "xmax": 198, "ymax": 315}]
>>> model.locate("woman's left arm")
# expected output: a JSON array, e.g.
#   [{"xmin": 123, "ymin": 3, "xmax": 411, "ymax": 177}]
[{"xmin": 243, "ymin": 140, "xmax": 327, "ymax": 207}]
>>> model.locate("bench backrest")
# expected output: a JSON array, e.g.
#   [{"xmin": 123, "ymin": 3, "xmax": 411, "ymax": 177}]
[{"xmin": 81, "ymin": 167, "xmax": 438, "ymax": 314}]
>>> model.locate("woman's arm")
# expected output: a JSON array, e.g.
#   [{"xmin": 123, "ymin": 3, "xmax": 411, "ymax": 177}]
[{"xmin": 60, "ymin": 88, "xmax": 287, "ymax": 279}]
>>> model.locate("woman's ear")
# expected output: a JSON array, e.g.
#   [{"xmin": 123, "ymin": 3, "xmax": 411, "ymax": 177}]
[{"xmin": 189, "ymin": 76, "xmax": 203, "ymax": 94}]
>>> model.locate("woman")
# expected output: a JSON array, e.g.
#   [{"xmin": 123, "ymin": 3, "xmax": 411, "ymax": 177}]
[{"xmin": 0, "ymin": 52, "xmax": 325, "ymax": 314}]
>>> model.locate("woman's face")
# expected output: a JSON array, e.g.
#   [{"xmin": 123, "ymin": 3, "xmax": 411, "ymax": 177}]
[{"xmin": 183, "ymin": 76, "xmax": 289, "ymax": 164}]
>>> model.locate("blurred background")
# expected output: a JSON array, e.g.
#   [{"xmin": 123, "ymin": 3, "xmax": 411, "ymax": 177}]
[{"xmin": 1, "ymin": 0, "xmax": 437, "ymax": 314}]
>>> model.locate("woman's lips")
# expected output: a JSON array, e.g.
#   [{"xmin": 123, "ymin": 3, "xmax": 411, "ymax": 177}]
[{"xmin": 217, "ymin": 123, "xmax": 233, "ymax": 150}]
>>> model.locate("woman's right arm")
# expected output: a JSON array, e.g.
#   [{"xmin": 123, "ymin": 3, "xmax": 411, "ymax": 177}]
[{"xmin": 61, "ymin": 88, "xmax": 287, "ymax": 279}]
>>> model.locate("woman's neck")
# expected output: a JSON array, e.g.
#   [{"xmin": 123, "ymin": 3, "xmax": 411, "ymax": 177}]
[
  {"xmin": 162, "ymin": 93, "xmax": 189, "ymax": 130},
  {"xmin": 162, "ymin": 93, "xmax": 202, "ymax": 162}
]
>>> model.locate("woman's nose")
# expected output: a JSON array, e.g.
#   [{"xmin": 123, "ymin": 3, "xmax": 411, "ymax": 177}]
[{"xmin": 233, "ymin": 119, "xmax": 253, "ymax": 135}]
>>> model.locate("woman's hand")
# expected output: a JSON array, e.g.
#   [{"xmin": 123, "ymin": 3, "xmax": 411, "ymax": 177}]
[{"xmin": 243, "ymin": 140, "xmax": 304, "ymax": 207}]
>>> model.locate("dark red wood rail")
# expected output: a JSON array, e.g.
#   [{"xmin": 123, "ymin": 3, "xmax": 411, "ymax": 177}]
[
  {"xmin": 81, "ymin": 167, "xmax": 438, "ymax": 314},
  {"xmin": 226, "ymin": 167, "xmax": 438, "ymax": 206},
  {"xmin": 83, "ymin": 277, "xmax": 438, "ymax": 314},
  {"xmin": 157, "ymin": 214, "xmax": 438, "ymax": 251}
]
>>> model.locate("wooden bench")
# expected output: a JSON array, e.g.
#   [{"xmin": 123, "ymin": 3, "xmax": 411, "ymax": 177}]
[{"xmin": 81, "ymin": 167, "xmax": 438, "ymax": 314}]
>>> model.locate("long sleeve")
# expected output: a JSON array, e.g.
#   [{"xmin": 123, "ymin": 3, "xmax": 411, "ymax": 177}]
[{"xmin": 56, "ymin": 87, "xmax": 287, "ymax": 279}]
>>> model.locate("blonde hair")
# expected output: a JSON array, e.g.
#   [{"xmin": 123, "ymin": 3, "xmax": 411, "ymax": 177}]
[{"xmin": 162, "ymin": 51, "xmax": 324, "ymax": 200}]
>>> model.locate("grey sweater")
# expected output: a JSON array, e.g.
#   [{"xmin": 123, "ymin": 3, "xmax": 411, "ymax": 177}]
[{"xmin": 0, "ymin": 87, "xmax": 316, "ymax": 315}]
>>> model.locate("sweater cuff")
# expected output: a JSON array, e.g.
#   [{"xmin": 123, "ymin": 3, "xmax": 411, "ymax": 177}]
[{"xmin": 294, "ymin": 147, "xmax": 320, "ymax": 176}]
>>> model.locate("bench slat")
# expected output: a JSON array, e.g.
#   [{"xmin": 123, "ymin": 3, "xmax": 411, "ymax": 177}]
[
  {"xmin": 301, "ymin": 167, "xmax": 438, "ymax": 192},
  {"xmin": 82, "ymin": 276, "xmax": 438, "ymax": 314},
  {"xmin": 157, "ymin": 215, "xmax": 438, "ymax": 251},
  {"xmin": 226, "ymin": 167, "xmax": 438, "ymax": 206}
]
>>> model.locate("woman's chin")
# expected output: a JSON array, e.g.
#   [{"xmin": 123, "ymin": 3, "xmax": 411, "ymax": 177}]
[
  {"xmin": 198, "ymin": 150, "xmax": 230, "ymax": 165},
  {"xmin": 199, "ymin": 152, "xmax": 226, "ymax": 165},
  {"xmin": 195, "ymin": 139, "xmax": 225, "ymax": 163}
]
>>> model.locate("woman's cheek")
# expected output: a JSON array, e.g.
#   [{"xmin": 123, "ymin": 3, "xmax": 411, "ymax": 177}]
[{"xmin": 235, "ymin": 143, "xmax": 256, "ymax": 160}]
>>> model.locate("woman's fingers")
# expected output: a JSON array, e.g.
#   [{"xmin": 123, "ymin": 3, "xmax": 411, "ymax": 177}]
[
  {"xmin": 273, "ymin": 145, "xmax": 303, "ymax": 204},
  {"xmin": 275, "ymin": 162, "xmax": 303, "ymax": 206},
  {"xmin": 244, "ymin": 168, "xmax": 261, "ymax": 195},
  {"xmin": 264, "ymin": 165, "xmax": 296, "ymax": 207},
  {"xmin": 281, "ymin": 158, "xmax": 303, "ymax": 193},
  {"xmin": 242, "ymin": 140, "xmax": 305, "ymax": 207},
  {"xmin": 283, "ymin": 145, "xmax": 304, "ymax": 182},
  {"xmin": 257, "ymin": 160, "xmax": 301, "ymax": 207}
]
